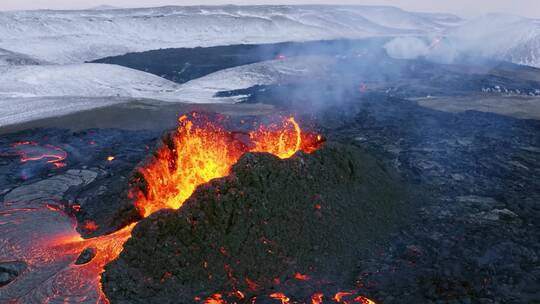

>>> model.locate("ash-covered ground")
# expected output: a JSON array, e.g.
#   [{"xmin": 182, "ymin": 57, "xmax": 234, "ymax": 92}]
[
  {"xmin": 319, "ymin": 97, "xmax": 540, "ymax": 303},
  {"xmin": 1, "ymin": 41, "xmax": 540, "ymax": 303}
]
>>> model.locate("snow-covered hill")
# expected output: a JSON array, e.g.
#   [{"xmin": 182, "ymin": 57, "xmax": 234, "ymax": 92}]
[
  {"xmin": 1, "ymin": 5, "xmax": 537, "ymax": 67},
  {"xmin": 0, "ymin": 63, "xmax": 182, "ymax": 99},
  {"xmin": 0, "ymin": 63, "xmax": 187, "ymax": 127},
  {"xmin": 0, "ymin": 49, "xmax": 46, "ymax": 66},
  {"xmin": 0, "ymin": 96, "xmax": 130, "ymax": 127},
  {"xmin": 0, "ymin": 5, "xmax": 461, "ymax": 64},
  {"xmin": 175, "ymin": 56, "xmax": 336, "ymax": 103}
]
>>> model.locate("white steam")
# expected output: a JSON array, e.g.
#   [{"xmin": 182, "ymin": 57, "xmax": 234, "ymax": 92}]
[
  {"xmin": 384, "ymin": 37, "xmax": 430, "ymax": 60},
  {"xmin": 385, "ymin": 14, "xmax": 540, "ymax": 67}
]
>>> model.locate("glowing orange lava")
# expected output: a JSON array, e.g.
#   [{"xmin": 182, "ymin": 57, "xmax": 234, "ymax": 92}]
[
  {"xmin": 294, "ymin": 272, "xmax": 310, "ymax": 281},
  {"xmin": 334, "ymin": 291, "xmax": 355, "ymax": 302},
  {"xmin": 30, "ymin": 222, "xmax": 136, "ymax": 303},
  {"xmin": 11, "ymin": 141, "xmax": 67, "ymax": 164},
  {"xmin": 204, "ymin": 293, "xmax": 226, "ymax": 304},
  {"xmin": 311, "ymin": 292, "xmax": 324, "ymax": 304},
  {"xmin": 354, "ymin": 295, "xmax": 377, "ymax": 304},
  {"xmin": 132, "ymin": 113, "xmax": 323, "ymax": 217},
  {"xmin": 269, "ymin": 292, "xmax": 290, "ymax": 304},
  {"xmin": 196, "ymin": 290, "xmax": 376, "ymax": 304}
]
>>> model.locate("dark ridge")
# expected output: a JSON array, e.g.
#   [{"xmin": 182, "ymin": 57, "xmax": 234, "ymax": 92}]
[{"xmin": 91, "ymin": 38, "xmax": 389, "ymax": 83}]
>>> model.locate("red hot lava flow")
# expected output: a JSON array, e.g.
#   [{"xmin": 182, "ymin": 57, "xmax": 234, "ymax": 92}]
[
  {"xmin": 13, "ymin": 141, "xmax": 67, "ymax": 164},
  {"xmin": 0, "ymin": 141, "xmax": 68, "ymax": 170},
  {"xmin": 132, "ymin": 114, "xmax": 322, "ymax": 217}
]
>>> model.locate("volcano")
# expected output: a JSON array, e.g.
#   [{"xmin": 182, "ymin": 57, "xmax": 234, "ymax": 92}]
[
  {"xmin": 2, "ymin": 6, "xmax": 539, "ymax": 301},
  {"xmin": 1, "ymin": 113, "xmax": 360, "ymax": 302},
  {"xmin": 102, "ymin": 140, "xmax": 409, "ymax": 303}
]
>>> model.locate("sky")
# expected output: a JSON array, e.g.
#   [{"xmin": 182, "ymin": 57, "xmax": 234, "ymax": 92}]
[{"xmin": 0, "ymin": 0, "xmax": 539, "ymax": 19}]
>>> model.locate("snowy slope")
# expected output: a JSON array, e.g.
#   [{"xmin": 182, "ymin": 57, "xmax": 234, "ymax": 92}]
[
  {"xmin": 175, "ymin": 56, "xmax": 335, "ymax": 103},
  {"xmin": 0, "ymin": 5, "xmax": 461, "ymax": 64},
  {"xmin": 0, "ymin": 63, "xmax": 182, "ymax": 100},
  {"xmin": 0, "ymin": 49, "xmax": 46, "ymax": 66},
  {"xmin": 339, "ymin": 6, "xmax": 453, "ymax": 32},
  {"xmin": 0, "ymin": 96, "xmax": 129, "ymax": 127},
  {"xmin": 0, "ymin": 63, "xmax": 186, "ymax": 127}
]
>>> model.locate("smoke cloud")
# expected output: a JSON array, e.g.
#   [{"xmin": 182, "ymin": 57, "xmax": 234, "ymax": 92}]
[
  {"xmin": 384, "ymin": 37, "xmax": 430, "ymax": 60},
  {"xmin": 384, "ymin": 13, "xmax": 539, "ymax": 67}
]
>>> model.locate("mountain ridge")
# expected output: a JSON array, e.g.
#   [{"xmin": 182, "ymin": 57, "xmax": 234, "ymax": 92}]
[{"xmin": 0, "ymin": 5, "xmax": 460, "ymax": 64}]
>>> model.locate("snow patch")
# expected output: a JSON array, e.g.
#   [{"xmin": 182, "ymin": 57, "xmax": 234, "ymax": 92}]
[
  {"xmin": 0, "ymin": 63, "xmax": 182, "ymax": 100},
  {"xmin": 0, "ymin": 49, "xmax": 47, "ymax": 66},
  {"xmin": 0, "ymin": 97, "xmax": 126, "ymax": 127}
]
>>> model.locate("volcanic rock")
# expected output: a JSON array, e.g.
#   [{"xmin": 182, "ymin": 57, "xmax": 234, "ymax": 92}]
[
  {"xmin": 0, "ymin": 261, "xmax": 26, "ymax": 287},
  {"xmin": 75, "ymin": 247, "xmax": 97, "ymax": 265},
  {"xmin": 102, "ymin": 143, "xmax": 413, "ymax": 303},
  {"xmin": 73, "ymin": 173, "xmax": 141, "ymax": 237},
  {"xmin": 3, "ymin": 169, "xmax": 97, "ymax": 203}
]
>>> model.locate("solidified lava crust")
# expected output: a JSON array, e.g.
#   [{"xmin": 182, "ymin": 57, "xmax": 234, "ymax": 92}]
[{"xmin": 101, "ymin": 143, "xmax": 411, "ymax": 303}]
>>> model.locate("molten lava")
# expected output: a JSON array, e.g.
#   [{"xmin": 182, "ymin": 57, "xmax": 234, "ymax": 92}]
[
  {"xmin": 311, "ymin": 292, "xmax": 324, "ymax": 304},
  {"xmin": 270, "ymin": 292, "xmax": 290, "ymax": 304},
  {"xmin": 132, "ymin": 113, "xmax": 323, "ymax": 217},
  {"xmin": 334, "ymin": 291, "xmax": 355, "ymax": 302},
  {"xmin": 7, "ymin": 141, "xmax": 67, "ymax": 165}
]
